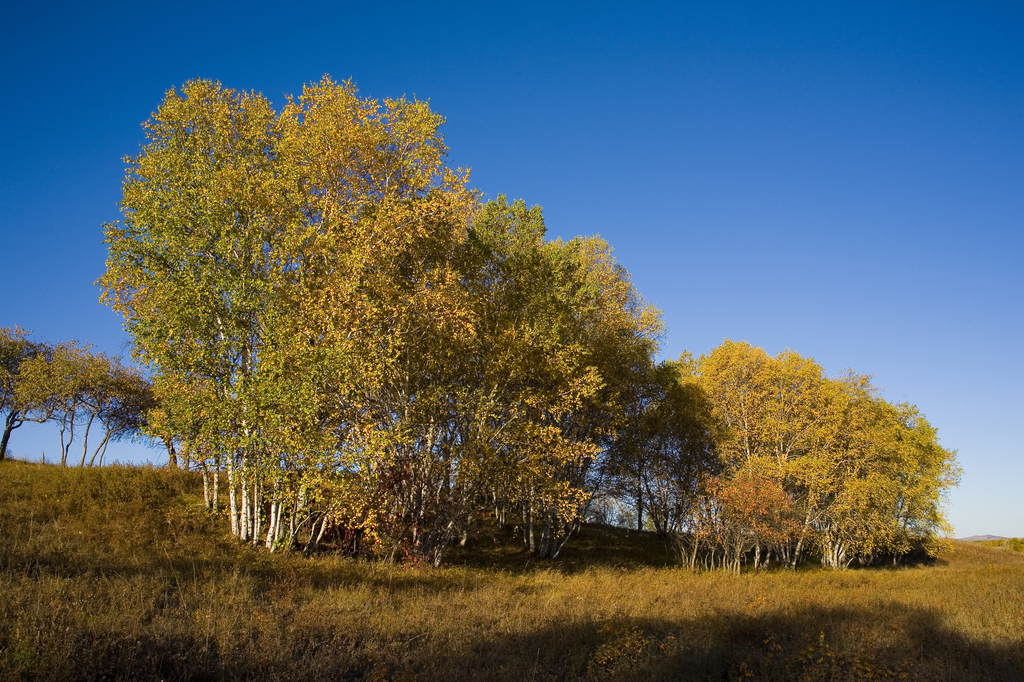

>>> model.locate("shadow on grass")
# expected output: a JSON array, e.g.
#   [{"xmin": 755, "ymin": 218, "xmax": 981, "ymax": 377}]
[
  {"xmin": 6, "ymin": 600, "xmax": 1022, "ymax": 681},
  {"xmin": 401, "ymin": 603, "xmax": 1024, "ymax": 682},
  {"xmin": 444, "ymin": 521, "xmax": 677, "ymax": 574}
]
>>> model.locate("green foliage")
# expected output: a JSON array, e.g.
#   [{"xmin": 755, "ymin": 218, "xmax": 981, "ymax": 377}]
[
  {"xmin": 98, "ymin": 78, "xmax": 662, "ymax": 564},
  {"xmin": 0, "ymin": 327, "xmax": 42, "ymax": 460},
  {"xmin": 608, "ymin": 340, "xmax": 961, "ymax": 571}
]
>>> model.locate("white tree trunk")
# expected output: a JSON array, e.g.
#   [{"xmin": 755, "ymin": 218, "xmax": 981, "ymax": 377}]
[
  {"xmin": 228, "ymin": 459, "xmax": 239, "ymax": 537},
  {"xmin": 251, "ymin": 474, "xmax": 262, "ymax": 546},
  {"xmin": 202, "ymin": 465, "xmax": 211, "ymax": 509},
  {"xmin": 265, "ymin": 489, "xmax": 279, "ymax": 550},
  {"xmin": 212, "ymin": 460, "xmax": 220, "ymax": 513},
  {"xmin": 240, "ymin": 474, "xmax": 250, "ymax": 542}
]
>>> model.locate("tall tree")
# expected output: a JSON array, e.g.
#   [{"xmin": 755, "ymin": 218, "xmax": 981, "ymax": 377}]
[
  {"xmin": 604, "ymin": 354, "xmax": 722, "ymax": 537},
  {"xmin": 100, "ymin": 77, "xmax": 664, "ymax": 563},
  {"xmin": 100, "ymin": 77, "xmax": 478, "ymax": 548},
  {"xmin": 460, "ymin": 198, "xmax": 662, "ymax": 558}
]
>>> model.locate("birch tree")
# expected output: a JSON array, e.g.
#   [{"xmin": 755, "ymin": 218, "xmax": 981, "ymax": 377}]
[
  {"xmin": 603, "ymin": 355, "xmax": 722, "ymax": 537},
  {"xmin": 461, "ymin": 199, "xmax": 662, "ymax": 558},
  {"xmin": 100, "ymin": 77, "xmax": 478, "ymax": 548},
  {"xmin": 695, "ymin": 340, "xmax": 959, "ymax": 569}
]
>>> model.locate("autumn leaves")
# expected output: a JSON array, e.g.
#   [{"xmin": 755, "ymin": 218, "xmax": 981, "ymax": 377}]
[
  {"xmin": 96, "ymin": 78, "xmax": 656, "ymax": 564},
  {"xmin": 0, "ymin": 328, "xmax": 152, "ymax": 466},
  {"xmin": 611, "ymin": 341, "xmax": 961, "ymax": 571},
  {"xmin": 92, "ymin": 77, "xmax": 958, "ymax": 569}
]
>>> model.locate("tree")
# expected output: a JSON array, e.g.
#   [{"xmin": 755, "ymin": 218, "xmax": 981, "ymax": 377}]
[
  {"xmin": 14, "ymin": 341, "xmax": 152, "ymax": 467},
  {"xmin": 603, "ymin": 354, "xmax": 721, "ymax": 536},
  {"xmin": 319, "ymin": 197, "xmax": 661, "ymax": 564},
  {"xmin": 83, "ymin": 357, "xmax": 154, "ymax": 467},
  {"xmin": 794, "ymin": 383, "xmax": 961, "ymax": 568},
  {"xmin": 456, "ymin": 198, "xmax": 662, "ymax": 559},
  {"xmin": 16, "ymin": 341, "xmax": 92, "ymax": 466},
  {"xmin": 99, "ymin": 77, "xmax": 478, "ymax": 550},
  {"xmin": 100, "ymin": 77, "xmax": 293, "ymax": 536},
  {"xmin": 0, "ymin": 327, "xmax": 45, "ymax": 461},
  {"xmin": 694, "ymin": 340, "xmax": 960, "ymax": 569},
  {"xmin": 101, "ymin": 76, "xmax": 669, "ymax": 564}
]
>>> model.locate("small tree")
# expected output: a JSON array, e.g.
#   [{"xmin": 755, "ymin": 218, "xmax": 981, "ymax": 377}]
[
  {"xmin": 0, "ymin": 327, "xmax": 45, "ymax": 461},
  {"xmin": 15, "ymin": 341, "xmax": 152, "ymax": 466},
  {"xmin": 85, "ymin": 358, "xmax": 153, "ymax": 466}
]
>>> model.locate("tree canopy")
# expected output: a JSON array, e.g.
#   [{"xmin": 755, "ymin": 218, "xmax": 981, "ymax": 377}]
[
  {"xmin": 87, "ymin": 76, "xmax": 960, "ymax": 570},
  {"xmin": 1, "ymin": 328, "xmax": 151, "ymax": 465},
  {"xmin": 617, "ymin": 341, "xmax": 961, "ymax": 570}
]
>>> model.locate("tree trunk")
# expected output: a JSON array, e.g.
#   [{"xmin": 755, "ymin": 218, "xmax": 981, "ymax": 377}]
[
  {"xmin": 265, "ymin": 499, "xmax": 278, "ymax": 550},
  {"xmin": 275, "ymin": 501, "xmax": 286, "ymax": 546},
  {"xmin": 791, "ymin": 511, "xmax": 814, "ymax": 569},
  {"xmin": 97, "ymin": 436, "xmax": 113, "ymax": 467},
  {"xmin": 538, "ymin": 512, "xmax": 552, "ymax": 558},
  {"xmin": 548, "ymin": 515, "xmax": 581, "ymax": 559},
  {"xmin": 88, "ymin": 432, "xmax": 112, "ymax": 467},
  {"xmin": 212, "ymin": 460, "xmax": 220, "ymax": 513},
  {"xmin": 1, "ymin": 413, "xmax": 24, "ymax": 461},
  {"xmin": 636, "ymin": 479, "xmax": 644, "ymax": 533},
  {"xmin": 240, "ymin": 474, "xmax": 250, "ymax": 542},
  {"xmin": 251, "ymin": 474, "xmax": 262, "ymax": 546},
  {"xmin": 228, "ymin": 460, "xmax": 239, "ymax": 537},
  {"xmin": 304, "ymin": 512, "xmax": 329, "ymax": 555},
  {"xmin": 59, "ymin": 419, "xmax": 72, "ymax": 466},
  {"xmin": 527, "ymin": 503, "xmax": 535, "ymax": 553},
  {"xmin": 79, "ymin": 413, "xmax": 95, "ymax": 467},
  {"xmin": 202, "ymin": 465, "xmax": 212, "ymax": 510},
  {"xmin": 164, "ymin": 437, "xmax": 178, "ymax": 469},
  {"xmin": 265, "ymin": 481, "xmax": 279, "ymax": 549},
  {"xmin": 792, "ymin": 534, "xmax": 805, "ymax": 569}
]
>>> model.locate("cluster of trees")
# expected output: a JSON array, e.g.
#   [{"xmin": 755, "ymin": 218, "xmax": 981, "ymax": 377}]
[
  {"xmin": 0, "ymin": 328, "xmax": 152, "ymax": 466},
  {"xmin": 604, "ymin": 342, "xmax": 961, "ymax": 571},
  {"xmin": 92, "ymin": 76, "xmax": 959, "ymax": 570},
  {"xmin": 98, "ymin": 78, "xmax": 660, "ymax": 565}
]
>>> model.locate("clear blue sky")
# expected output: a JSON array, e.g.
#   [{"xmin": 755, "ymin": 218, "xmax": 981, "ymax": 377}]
[{"xmin": 1, "ymin": 1, "xmax": 1020, "ymax": 537}]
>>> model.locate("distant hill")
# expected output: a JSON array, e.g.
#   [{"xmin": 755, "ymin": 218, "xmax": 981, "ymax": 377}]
[{"xmin": 960, "ymin": 535, "xmax": 1006, "ymax": 542}]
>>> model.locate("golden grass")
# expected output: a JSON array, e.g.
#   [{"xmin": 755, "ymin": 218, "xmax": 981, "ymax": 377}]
[
  {"xmin": 976, "ymin": 537, "xmax": 1024, "ymax": 553},
  {"xmin": 1, "ymin": 461, "xmax": 1022, "ymax": 681}
]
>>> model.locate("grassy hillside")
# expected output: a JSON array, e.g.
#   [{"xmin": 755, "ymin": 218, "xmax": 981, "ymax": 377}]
[
  {"xmin": 975, "ymin": 537, "xmax": 1024, "ymax": 553},
  {"xmin": 1, "ymin": 461, "xmax": 1022, "ymax": 681}
]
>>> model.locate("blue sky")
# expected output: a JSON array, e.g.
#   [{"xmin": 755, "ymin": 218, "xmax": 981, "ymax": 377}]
[{"xmin": 1, "ymin": 2, "xmax": 1020, "ymax": 537}]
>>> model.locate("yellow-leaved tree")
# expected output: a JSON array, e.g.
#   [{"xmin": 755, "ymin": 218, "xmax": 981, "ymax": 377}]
[
  {"xmin": 100, "ymin": 77, "xmax": 478, "ymax": 550},
  {"xmin": 695, "ymin": 340, "xmax": 960, "ymax": 569},
  {"xmin": 100, "ymin": 77, "xmax": 663, "ymax": 564}
]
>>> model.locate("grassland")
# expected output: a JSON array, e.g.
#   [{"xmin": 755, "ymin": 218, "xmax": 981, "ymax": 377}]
[
  {"xmin": 975, "ymin": 537, "xmax": 1024, "ymax": 554},
  {"xmin": 0, "ymin": 461, "xmax": 1021, "ymax": 681}
]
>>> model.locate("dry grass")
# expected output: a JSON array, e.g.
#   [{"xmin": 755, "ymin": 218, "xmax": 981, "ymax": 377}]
[
  {"xmin": 975, "ymin": 537, "xmax": 1024, "ymax": 553},
  {"xmin": 1, "ymin": 461, "xmax": 1022, "ymax": 681}
]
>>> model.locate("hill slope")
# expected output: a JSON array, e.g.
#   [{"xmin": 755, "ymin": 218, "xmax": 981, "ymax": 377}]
[{"xmin": 1, "ymin": 461, "xmax": 1022, "ymax": 681}]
